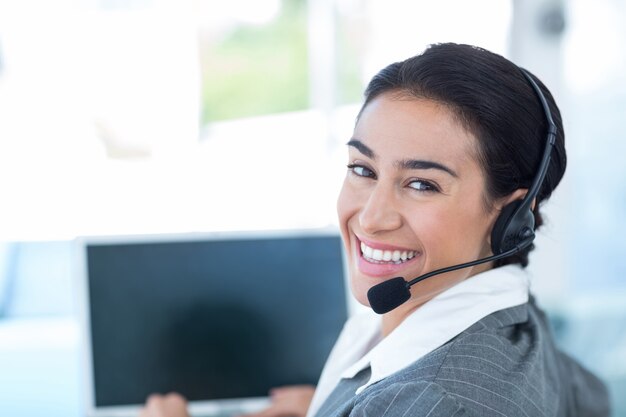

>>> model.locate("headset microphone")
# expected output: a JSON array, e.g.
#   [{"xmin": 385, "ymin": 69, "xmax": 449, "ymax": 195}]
[
  {"xmin": 367, "ymin": 240, "xmax": 533, "ymax": 314},
  {"xmin": 366, "ymin": 68, "xmax": 557, "ymax": 315}
]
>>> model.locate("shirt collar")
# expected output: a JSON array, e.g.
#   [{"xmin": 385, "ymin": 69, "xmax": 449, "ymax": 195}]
[{"xmin": 340, "ymin": 265, "xmax": 530, "ymax": 393}]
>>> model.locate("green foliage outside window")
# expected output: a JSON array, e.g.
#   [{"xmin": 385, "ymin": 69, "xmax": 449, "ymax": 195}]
[{"xmin": 199, "ymin": 0, "xmax": 309, "ymax": 123}]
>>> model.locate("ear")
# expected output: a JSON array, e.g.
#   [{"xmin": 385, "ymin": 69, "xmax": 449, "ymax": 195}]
[
  {"xmin": 487, "ymin": 190, "xmax": 527, "ymax": 243},
  {"xmin": 490, "ymin": 188, "xmax": 536, "ymax": 255},
  {"xmin": 497, "ymin": 188, "xmax": 535, "ymax": 211}
]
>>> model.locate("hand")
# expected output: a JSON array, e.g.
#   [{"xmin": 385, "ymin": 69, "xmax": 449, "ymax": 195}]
[
  {"xmin": 139, "ymin": 392, "xmax": 190, "ymax": 417},
  {"xmin": 238, "ymin": 385, "xmax": 316, "ymax": 417}
]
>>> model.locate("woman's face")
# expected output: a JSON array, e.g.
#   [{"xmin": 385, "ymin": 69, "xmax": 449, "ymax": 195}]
[{"xmin": 337, "ymin": 94, "xmax": 504, "ymax": 317}]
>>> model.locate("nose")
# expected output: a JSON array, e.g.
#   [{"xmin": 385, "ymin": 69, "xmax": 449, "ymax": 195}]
[{"xmin": 358, "ymin": 183, "xmax": 403, "ymax": 235}]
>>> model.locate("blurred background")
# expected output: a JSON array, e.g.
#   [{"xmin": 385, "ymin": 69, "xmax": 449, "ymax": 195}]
[{"xmin": 0, "ymin": 0, "xmax": 625, "ymax": 415}]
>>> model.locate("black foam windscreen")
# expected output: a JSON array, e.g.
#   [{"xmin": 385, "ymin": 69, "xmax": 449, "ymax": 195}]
[{"xmin": 367, "ymin": 277, "xmax": 411, "ymax": 314}]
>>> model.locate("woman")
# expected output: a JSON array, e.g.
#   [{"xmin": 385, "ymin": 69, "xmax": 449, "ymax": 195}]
[{"xmin": 141, "ymin": 43, "xmax": 610, "ymax": 417}]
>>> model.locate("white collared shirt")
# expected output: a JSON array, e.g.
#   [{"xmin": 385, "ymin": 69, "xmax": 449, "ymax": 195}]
[{"xmin": 306, "ymin": 265, "xmax": 530, "ymax": 417}]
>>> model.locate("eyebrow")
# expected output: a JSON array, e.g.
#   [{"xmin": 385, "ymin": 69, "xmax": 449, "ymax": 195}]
[
  {"xmin": 347, "ymin": 138, "xmax": 458, "ymax": 178},
  {"xmin": 347, "ymin": 139, "xmax": 375, "ymax": 158},
  {"xmin": 397, "ymin": 159, "xmax": 458, "ymax": 178}
]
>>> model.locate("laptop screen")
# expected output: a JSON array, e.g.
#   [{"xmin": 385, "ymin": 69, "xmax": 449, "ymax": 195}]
[{"xmin": 83, "ymin": 231, "xmax": 347, "ymax": 408}]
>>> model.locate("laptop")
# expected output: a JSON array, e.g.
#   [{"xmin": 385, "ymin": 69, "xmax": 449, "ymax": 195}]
[{"xmin": 75, "ymin": 229, "xmax": 349, "ymax": 417}]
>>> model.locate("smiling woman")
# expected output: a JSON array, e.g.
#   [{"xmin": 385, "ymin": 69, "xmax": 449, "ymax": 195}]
[
  {"xmin": 139, "ymin": 43, "xmax": 611, "ymax": 417},
  {"xmin": 308, "ymin": 43, "xmax": 610, "ymax": 417}
]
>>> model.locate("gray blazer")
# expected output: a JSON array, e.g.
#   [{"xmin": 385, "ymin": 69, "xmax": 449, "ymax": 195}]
[{"xmin": 314, "ymin": 298, "xmax": 610, "ymax": 417}]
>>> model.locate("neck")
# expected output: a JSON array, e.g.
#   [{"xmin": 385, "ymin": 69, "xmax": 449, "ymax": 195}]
[{"xmin": 381, "ymin": 301, "xmax": 423, "ymax": 337}]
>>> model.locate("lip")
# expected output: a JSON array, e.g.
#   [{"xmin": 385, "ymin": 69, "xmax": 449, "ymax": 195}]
[
  {"xmin": 355, "ymin": 236, "xmax": 421, "ymax": 278},
  {"xmin": 358, "ymin": 236, "xmax": 417, "ymax": 252}
]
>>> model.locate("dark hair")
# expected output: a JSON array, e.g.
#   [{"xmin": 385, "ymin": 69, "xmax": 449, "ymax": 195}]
[{"xmin": 359, "ymin": 43, "xmax": 566, "ymax": 268}]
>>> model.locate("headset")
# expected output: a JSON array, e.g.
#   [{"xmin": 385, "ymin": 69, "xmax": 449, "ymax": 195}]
[
  {"xmin": 367, "ymin": 68, "xmax": 558, "ymax": 314},
  {"xmin": 491, "ymin": 69, "xmax": 558, "ymax": 255}
]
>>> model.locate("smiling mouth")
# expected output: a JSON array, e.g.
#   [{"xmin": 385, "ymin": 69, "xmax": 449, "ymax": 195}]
[{"xmin": 360, "ymin": 241, "xmax": 418, "ymax": 264}]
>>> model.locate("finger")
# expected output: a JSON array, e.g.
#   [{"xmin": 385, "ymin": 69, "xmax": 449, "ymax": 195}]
[
  {"xmin": 236, "ymin": 405, "xmax": 282, "ymax": 417},
  {"xmin": 164, "ymin": 392, "xmax": 188, "ymax": 407},
  {"xmin": 142, "ymin": 392, "xmax": 189, "ymax": 417},
  {"xmin": 146, "ymin": 393, "xmax": 163, "ymax": 408},
  {"xmin": 271, "ymin": 385, "xmax": 315, "ymax": 397},
  {"xmin": 270, "ymin": 387, "xmax": 299, "ymax": 398}
]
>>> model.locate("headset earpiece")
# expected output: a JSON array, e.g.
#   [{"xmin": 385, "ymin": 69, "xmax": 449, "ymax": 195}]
[
  {"xmin": 491, "ymin": 200, "xmax": 536, "ymax": 255},
  {"xmin": 489, "ymin": 68, "xmax": 556, "ymax": 256}
]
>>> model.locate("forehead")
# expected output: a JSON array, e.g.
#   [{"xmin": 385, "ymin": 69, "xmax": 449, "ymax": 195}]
[{"xmin": 354, "ymin": 94, "xmax": 479, "ymax": 166}]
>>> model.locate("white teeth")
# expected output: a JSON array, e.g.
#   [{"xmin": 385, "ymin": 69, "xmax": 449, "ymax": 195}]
[
  {"xmin": 361, "ymin": 242, "xmax": 373, "ymax": 259},
  {"xmin": 360, "ymin": 242, "xmax": 417, "ymax": 264}
]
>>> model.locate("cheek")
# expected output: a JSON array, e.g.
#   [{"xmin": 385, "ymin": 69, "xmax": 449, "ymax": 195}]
[
  {"xmin": 336, "ymin": 180, "xmax": 359, "ymax": 238},
  {"xmin": 336, "ymin": 181, "xmax": 371, "ymax": 306},
  {"xmin": 408, "ymin": 207, "xmax": 449, "ymax": 255},
  {"xmin": 410, "ymin": 201, "xmax": 494, "ymax": 264}
]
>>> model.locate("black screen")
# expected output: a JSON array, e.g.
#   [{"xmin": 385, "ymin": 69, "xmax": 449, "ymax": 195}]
[{"xmin": 86, "ymin": 233, "xmax": 347, "ymax": 407}]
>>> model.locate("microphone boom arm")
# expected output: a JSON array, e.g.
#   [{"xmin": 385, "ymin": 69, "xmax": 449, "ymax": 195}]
[{"xmin": 405, "ymin": 240, "xmax": 533, "ymax": 289}]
